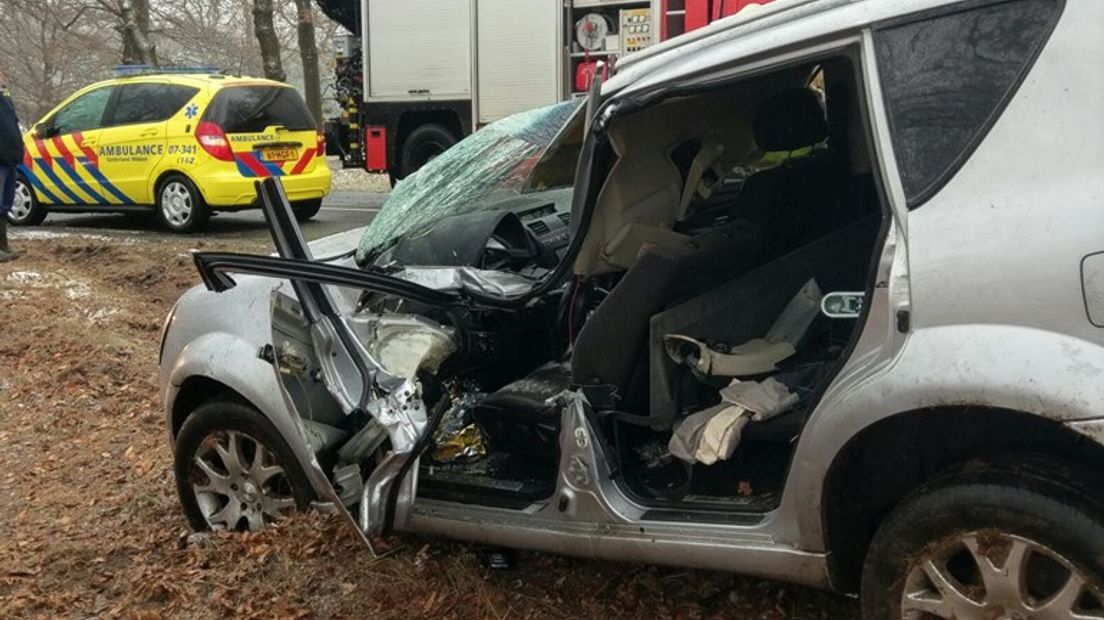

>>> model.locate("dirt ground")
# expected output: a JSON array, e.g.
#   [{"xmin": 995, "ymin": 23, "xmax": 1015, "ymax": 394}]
[{"xmin": 0, "ymin": 232, "xmax": 860, "ymax": 619}]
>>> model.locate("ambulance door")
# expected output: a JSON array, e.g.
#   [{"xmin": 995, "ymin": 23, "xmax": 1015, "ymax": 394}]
[
  {"xmin": 29, "ymin": 85, "xmax": 116, "ymax": 206},
  {"xmin": 96, "ymin": 80, "xmax": 184, "ymax": 205}
]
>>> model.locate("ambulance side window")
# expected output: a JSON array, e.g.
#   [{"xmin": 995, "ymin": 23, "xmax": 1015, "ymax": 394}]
[
  {"xmin": 107, "ymin": 83, "xmax": 199, "ymax": 127},
  {"xmin": 51, "ymin": 86, "xmax": 115, "ymax": 135}
]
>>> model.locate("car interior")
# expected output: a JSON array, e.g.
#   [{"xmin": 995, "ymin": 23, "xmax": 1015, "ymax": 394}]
[
  {"xmin": 401, "ymin": 54, "xmax": 890, "ymax": 515},
  {"xmin": 272, "ymin": 53, "xmax": 889, "ymax": 517}
]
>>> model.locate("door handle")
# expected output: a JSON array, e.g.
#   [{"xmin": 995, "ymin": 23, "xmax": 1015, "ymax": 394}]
[{"xmin": 139, "ymin": 129, "xmax": 159, "ymax": 137}]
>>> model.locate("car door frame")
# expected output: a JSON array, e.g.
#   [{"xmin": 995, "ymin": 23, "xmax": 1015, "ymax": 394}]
[
  {"xmin": 26, "ymin": 84, "xmax": 117, "ymax": 207},
  {"xmin": 96, "ymin": 79, "xmax": 178, "ymax": 206}
]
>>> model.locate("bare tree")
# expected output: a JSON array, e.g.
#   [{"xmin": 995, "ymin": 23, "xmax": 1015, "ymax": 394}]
[
  {"xmin": 293, "ymin": 0, "xmax": 322, "ymax": 125},
  {"xmin": 153, "ymin": 0, "xmax": 262, "ymax": 74},
  {"xmin": 95, "ymin": 0, "xmax": 158, "ymax": 65},
  {"xmin": 0, "ymin": 0, "xmax": 341, "ymax": 124},
  {"xmin": 252, "ymin": 0, "xmax": 285, "ymax": 82},
  {"xmin": 0, "ymin": 0, "xmax": 117, "ymax": 120}
]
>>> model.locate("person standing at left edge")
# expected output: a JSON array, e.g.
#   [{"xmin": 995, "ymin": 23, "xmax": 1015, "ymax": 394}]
[{"xmin": 0, "ymin": 64, "xmax": 24, "ymax": 262}]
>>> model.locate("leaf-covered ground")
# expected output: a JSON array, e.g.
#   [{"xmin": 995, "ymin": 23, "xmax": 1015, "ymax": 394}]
[{"xmin": 0, "ymin": 233, "xmax": 860, "ymax": 619}]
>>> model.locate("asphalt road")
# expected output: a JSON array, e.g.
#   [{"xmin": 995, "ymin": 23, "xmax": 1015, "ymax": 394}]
[{"xmin": 17, "ymin": 190, "xmax": 387, "ymax": 243}]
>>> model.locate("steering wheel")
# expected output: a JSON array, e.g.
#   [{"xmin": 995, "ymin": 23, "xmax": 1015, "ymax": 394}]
[{"xmin": 481, "ymin": 232, "xmax": 542, "ymax": 271}]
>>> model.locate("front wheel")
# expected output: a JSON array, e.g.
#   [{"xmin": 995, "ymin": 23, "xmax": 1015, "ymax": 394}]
[
  {"xmin": 862, "ymin": 458, "xmax": 1104, "ymax": 619},
  {"xmin": 174, "ymin": 401, "xmax": 315, "ymax": 532},
  {"xmin": 6, "ymin": 175, "xmax": 48, "ymax": 225},
  {"xmin": 157, "ymin": 175, "xmax": 209, "ymax": 233}
]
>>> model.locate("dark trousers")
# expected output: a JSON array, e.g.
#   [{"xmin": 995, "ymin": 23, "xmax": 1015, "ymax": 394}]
[{"xmin": 0, "ymin": 165, "xmax": 15, "ymax": 215}]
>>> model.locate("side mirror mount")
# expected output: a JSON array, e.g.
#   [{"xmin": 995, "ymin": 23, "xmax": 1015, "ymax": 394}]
[{"xmin": 35, "ymin": 122, "xmax": 58, "ymax": 139}]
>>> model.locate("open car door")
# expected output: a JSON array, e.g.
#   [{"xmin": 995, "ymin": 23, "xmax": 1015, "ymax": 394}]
[{"xmin": 192, "ymin": 179, "xmax": 472, "ymax": 549}]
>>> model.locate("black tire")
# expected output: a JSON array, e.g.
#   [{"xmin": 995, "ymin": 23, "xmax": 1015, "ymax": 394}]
[
  {"xmin": 861, "ymin": 457, "xmax": 1104, "ymax": 619},
  {"xmin": 399, "ymin": 123, "xmax": 457, "ymax": 179},
  {"xmin": 291, "ymin": 198, "xmax": 323, "ymax": 221},
  {"xmin": 156, "ymin": 174, "xmax": 210, "ymax": 233},
  {"xmin": 174, "ymin": 400, "xmax": 315, "ymax": 532},
  {"xmin": 6, "ymin": 174, "xmax": 48, "ymax": 225}
]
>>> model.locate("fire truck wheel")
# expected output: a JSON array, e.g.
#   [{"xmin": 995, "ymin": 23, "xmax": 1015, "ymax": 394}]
[{"xmin": 399, "ymin": 124, "xmax": 457, "ymax": 179}]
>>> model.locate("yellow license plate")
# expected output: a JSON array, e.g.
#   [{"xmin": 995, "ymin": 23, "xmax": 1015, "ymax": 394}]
[{"xmin": 262, "ymin": 147, "xmax": 297, "ymax": 162}]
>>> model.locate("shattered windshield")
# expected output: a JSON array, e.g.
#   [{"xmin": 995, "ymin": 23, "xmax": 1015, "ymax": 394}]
[{"xmin": 356, "ymin": 100, "xmax": 581, "ymax": 263}]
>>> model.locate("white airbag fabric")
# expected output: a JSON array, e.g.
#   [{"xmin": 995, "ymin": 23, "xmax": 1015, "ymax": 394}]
[{"xmin": 669, "ymin": 378, "xmax": 798, "ymax": 464}]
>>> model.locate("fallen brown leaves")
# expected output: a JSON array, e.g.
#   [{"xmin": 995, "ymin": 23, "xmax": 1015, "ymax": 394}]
[{"xmin": 0, "ymin": 234, "xmax": 859, "ymax": 619}]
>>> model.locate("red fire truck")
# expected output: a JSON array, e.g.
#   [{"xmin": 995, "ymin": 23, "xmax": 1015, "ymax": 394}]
[{"xmin": 316, "ymin": 0, "xmax": 775, "ymax": 181}]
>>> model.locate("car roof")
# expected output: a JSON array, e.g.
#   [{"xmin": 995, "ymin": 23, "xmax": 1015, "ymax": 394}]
[
  {"xmin": 85, "ymin": 73, "xmax": 290, "ymax": 92},
  {"xmin": 605, "ymin": 0, "xmax": 969, "ymax": 99}
]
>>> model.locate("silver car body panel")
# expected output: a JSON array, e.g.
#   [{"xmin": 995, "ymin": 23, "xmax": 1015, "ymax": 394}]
[{"xmin": 160, "ymin": 0, "xmax": 1104, "ymax": 590}]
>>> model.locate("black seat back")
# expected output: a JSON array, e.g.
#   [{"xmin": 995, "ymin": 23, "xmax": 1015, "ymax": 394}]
[
  {"xmin": 570, "ymin": 226, "xmax": 763, "ymax": 410},
  {"xmin": 735, "ymin": 88, "xmax": 845, "ymax": 253}
]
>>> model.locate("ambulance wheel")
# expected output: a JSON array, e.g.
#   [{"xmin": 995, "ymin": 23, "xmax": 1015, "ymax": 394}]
[
  {"xmin": 7, "ymin": 174, "xmax": 47, "ymax": 226},
  {"xmin": 399, "ymin": 124, "xmax": 456, "ymax": 179},
  {"xmin": 157, "ymin": 175, "xmax": 209, "ymax": 233},
  {"xmin": 291, "ymin": 198, "xmax": 322, "ymax": 221}
]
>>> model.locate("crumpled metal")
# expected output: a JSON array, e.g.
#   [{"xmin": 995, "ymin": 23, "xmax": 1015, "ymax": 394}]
[{"xmin": 391, "ymin": 267, "xmax": 538, "ymax": 297}]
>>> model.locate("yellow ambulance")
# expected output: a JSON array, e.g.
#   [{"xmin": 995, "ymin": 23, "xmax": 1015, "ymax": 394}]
[{"xmin": 10, "ymin": 72, "xmax": 331, "ymax": 233}]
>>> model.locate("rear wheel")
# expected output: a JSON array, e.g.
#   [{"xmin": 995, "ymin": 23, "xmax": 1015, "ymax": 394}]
[
  {"xmin": 6, "ymin": 175, "xmax": 47, "ymax": 225},
  {"xmin": 174, "ymin": 401, "xmax": 314, "ymax": 532},
  {"xmin": 291, "ymin": 198, "xmax": 323, "ymax": 221},
  {"xmin": 862, "ymin": 458, "xmax": 1104, "ymax": 619},
  {"xmin": 399, "ymin": 123, "xmax": 457, "ymax": 179},
  {"xmin": 157, "ymin": 174, "xmax": 209, "ymax": 233}
]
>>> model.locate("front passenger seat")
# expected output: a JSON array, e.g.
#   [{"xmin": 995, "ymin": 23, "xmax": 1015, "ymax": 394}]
[{"xmin": 733, "ymin": 88, "xmax": 844, "ymax": 253}]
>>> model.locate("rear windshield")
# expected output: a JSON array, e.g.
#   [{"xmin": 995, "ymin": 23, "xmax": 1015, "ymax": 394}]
[{"xmin": 204, "ymin": 86, "xmax": 316, "ymax": 133}]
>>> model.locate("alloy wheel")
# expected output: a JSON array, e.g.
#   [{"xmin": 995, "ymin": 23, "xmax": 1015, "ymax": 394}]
[
  {"xmin": 189, "ymin": 429, "xmax": 296, "ymax": 531},
  {"xmin": 160, "ymin": 181, "xmax": 193, "ymax": 227},
  {"xmin": 10, "ymin": 180, "xmax": 33, "ymax": 221},
  {"xmin": 902, "ymin": 530, "xmax": 1104, "ymax": 620}
]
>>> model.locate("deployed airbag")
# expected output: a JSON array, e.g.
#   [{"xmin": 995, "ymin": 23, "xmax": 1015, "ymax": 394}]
[{"xmin": 669, "ymin": 378, "xmax": 798, "ymax": 464}]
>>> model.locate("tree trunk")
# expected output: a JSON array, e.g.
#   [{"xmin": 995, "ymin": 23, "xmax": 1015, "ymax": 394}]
[
  {"xmin": 120, "ymin": 0, "xmax": 157, "ymax": 66},
  {"xmin": 252, "ymin": 0, "xmax": 285, "ymax": 82},
  {"xmin": 294, "ymin": 0, "xmax": 323, "ymax": 127}
]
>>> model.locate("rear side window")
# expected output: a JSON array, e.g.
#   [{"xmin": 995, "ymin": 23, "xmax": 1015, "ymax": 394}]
[
  {"xmin": 108, "ymin": 83, "xmax": 199, "ymax": 126},
  {"xmin": 203, "ymin": 86, "xmax": 316, "ymax": 133},
  {"xmin": 874, "ymin": 0, "xmax": 1062, "ymax": 208}
]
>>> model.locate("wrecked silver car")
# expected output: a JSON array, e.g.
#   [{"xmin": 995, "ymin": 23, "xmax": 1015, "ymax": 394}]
[{"xmin": 162, "ymin": 0, "xmax": 1104, "ymax": 617}]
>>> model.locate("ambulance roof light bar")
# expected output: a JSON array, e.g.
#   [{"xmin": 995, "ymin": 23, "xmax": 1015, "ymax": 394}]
[{"xmin": 112, "ymin": 64, "xmax": 222, "ymax": 77}]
